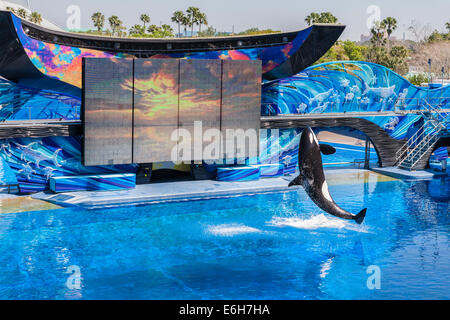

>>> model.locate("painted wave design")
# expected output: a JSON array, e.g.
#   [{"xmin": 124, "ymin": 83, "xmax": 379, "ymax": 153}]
[
  {"xmin": 0, "ymin": 136, "xmax": 137, "ymax": 193},
  {"xmin": 0, "ymin": 77, "xmax": 80, "ymax": 121}
]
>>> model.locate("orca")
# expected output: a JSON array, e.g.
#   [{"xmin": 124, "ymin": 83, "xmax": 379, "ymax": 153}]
[{"xmin": 288, "ymin": 127, "xmax": 367, "ymax": 224}]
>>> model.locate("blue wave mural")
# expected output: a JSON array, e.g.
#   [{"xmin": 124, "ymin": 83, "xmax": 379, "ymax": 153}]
[
  {"xmin": 262, "ymin": 61, "xmax": 449, "ymax": 116},
  {"xmin": 262, "ymin": 61, "xmax": 450, "ymax": 141},
  {"xmin": 0, "ymin": 136, "xmax": 137, "ymax": 193},
  {"xmin": 0, "ymin": 77, "xmax": 80, "ymax": 121}
]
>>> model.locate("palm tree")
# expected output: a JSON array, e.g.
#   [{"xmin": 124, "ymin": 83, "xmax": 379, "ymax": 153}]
[
  {"xmin": 17, "ymin": 8, "xmax": 27, "ymax": 19},
  {"xmin": 305, "ymin": 12, "xmax": 320, "ymax": 25},
  {"xmin": 29, "ymin": 12, "xmax": 43, "ymax": 25},
  {"xmin": 197, "ymin": 12, "xmax": 208, "ymax": 34},
  {"xmin": 91, "ymin": 12, "xmax": 105, "ymax": 32},
  {"xmin": 108, "ymin": 15, "xmax": 122, "ymax": 36},
  {"xmin": 171, "ymin": 11, "xmax": 185, "ymax": 37},
  {"xmin": 181, "ymin": 15, "xmax": 191, "ymax": 37},
  {"xmin": 381, "ymin": 17, "xmax": 397, "ymax": 49},
  {"xmin": 319, "ymin": 12, "xmax": 338, "ymax": 24},
  {"xmin": 370, "ymin": 21, "xmax": 387, "ymax": 47},
  {"xmin": 161, "ymin": 24, "xmax": 174, "ymax": 38},
  {"xmin": 186, "ymin": 6, "xmax": 200, "ymax": 36},
  {"xmin": 140, "ymin": 14, "xmax": 150, "ymax": 29},
  {"xmin": 381, "ymin": 17, "xmax": 398, "ymax": 40},
  {"xmin": 129, "ymin": 24, "xmax": 145, "ymax": 37}
]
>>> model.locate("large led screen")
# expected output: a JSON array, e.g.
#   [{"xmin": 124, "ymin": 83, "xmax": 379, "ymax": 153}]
[
  {"xmin": 133, "ymin": 59, "xmax": 180, "ymax": 163},
  {"xmin": 179, "ymin": 60, "xmax": 222, "ymax": 161},
  {"xmin": 83, "ymin": 58, "xmax": 262, "ymax": 165},
  {"xmin": 83, "ymin": 58, "xmax": 133, "ymax": 166},
  {"xmin": 221, "ymin": 60, "xmax": 262, "ymax": 160}
]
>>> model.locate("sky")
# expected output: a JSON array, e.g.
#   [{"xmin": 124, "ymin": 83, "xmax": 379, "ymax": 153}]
[{"xmin": 5, "ymin": 0, "xmax": 450, "ymax": 41}]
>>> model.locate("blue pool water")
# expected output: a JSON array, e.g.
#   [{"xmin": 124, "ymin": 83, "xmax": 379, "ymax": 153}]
[{"xmin": 0, "ymin": 174, "xmax": 448, "ymax": 300}]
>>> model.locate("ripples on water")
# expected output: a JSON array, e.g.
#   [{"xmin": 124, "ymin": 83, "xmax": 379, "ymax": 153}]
[{"xmin": 0, "ymin": 175, "xmax": 448, "ymax": 299}]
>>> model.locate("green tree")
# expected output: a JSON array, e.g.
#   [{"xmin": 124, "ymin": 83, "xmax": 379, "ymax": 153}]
[
  {"xmin": 197, "ymin": 12, "xmax": 208, "ymax": 34},
  {"xmin": 370, "ymin": 21, "xmax": 387, "ymax": 47},
  {"xmin": 147, "ymin": 24, "xmax": 174, "ymax": 38},
  {"xmin": 381, "ymin": 17, "xmax": 397, "ymax": 48},
  {"xmin": 407, "ymin": 73, "xmax": 429, "ymax": 86},
  {"xmin": 446, "ymin": 21, "xmax": 450, "ymax": 33},
  {"xmin": 181, "ymin": 14, "xmax": 191, "ymax": 37},
  {"xmin": 171, "ymin": 10, "xmax": 185, "ymax": 37},
  {"xmin": 186, "ymin": 6, "xmax": 200, "ymax": 36},
  {"xmin": 305, "ymin": 12, "xmax": 320, "ymax": 25},
  {"xmin": 17, "ymin": 8, "xmax": 27, "ymax": 19},
  {"xmin": 198, "ymin": 26, "xmax": 216, "ymax": 37},
  {"xmin": 108, "ymin": 15, "xmax": 123, "ymax": 36},
  {"xmin": 29, "ymin": 12, "xmax": 43, "ymax": 25},
  {"xmin": 319, "ymin": 12, "xmax": 338, "ymax": 24},
  {"xmin": 305, "ymin": 12, "xmax": 338, "ymax": 25},
  {"xmin": 91, "ymin": 12, "xmax": 105, "ymax": 32},
  {"xmin": 342, "ymin": 41, "xmax": 366, "ymax": 60},
  {"xmin": 366, "ymin": 45, "xmax": 389, "ymax": 65},
  {"xmin": 161, "ymin": 24, "xmax": 174, "ymax": 38},
  {"xmin": 366, "ymin": 44, "xmax": 409, "ymax": 75},
  {"xmin": 238, "ymin": 28, "xmax": 280, "ymax": 35},
  {"xmin": 427, "ymin": 30, "xmax": 445, "ymax": 43},
  {"xmin": 381, "ymin": 17, "xmax": 397, "ymax": 39},
  {"xmin": 129, "ymin": 24, "xmax": 146, "ymax": 37},
  {"xmin": 387, "ymin": 46, "xmax": 409, "ymax": 74},
  {"xmin": 5, "ymin": 7, "xmax": 16, "ymax": 13},
  {"xmin": 140, "ymin": 14, "xmax": 150, "ymax": 28}
]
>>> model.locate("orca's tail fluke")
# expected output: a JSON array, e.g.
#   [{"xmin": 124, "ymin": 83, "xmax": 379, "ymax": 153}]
[{"xmin": 354, "ymin": 208, "xmax": 367, "ymax": 225}]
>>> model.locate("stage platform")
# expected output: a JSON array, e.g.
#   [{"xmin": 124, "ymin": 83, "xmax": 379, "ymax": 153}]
[
  {"xmin": 33, "ymin": 177, "xmax": 298, "ymax": 209},
  {"xmin": 372, "ymin": 167, "xmax": 448, "ymax": 180},
  {"xmin": 30, "ymin": 168, "xmax": 444, "ymax": 209}
]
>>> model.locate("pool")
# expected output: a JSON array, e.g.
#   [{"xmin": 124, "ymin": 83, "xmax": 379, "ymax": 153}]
[{"xmin": 0, "ymin": 172, "xmax": 448, "ymax": 300}]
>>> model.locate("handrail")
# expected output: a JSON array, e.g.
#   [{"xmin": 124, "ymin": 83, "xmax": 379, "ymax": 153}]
[
  {"xmin": 406, "ymin": 131, "xmax": 440, "ymax": 168},
  {"xmin": 396, "ymin": 97, "xmax": 450, "ymax": 169}
]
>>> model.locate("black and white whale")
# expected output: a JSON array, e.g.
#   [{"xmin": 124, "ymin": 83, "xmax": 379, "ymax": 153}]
[{"xmin": 288, "ymin": 127, "xmax": 367, "ymax": 224}]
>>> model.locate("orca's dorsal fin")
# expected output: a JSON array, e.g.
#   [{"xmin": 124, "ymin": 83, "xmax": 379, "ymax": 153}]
[
  {"xmin": 288, "ymin": 175, "xmax": 303, "ymax": 187},
  {"xmin": 320, "ymin": 144, "xmax": 336, "ymax": 155}
]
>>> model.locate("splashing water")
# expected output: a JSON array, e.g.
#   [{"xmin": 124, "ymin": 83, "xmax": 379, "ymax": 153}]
[
  {"xmin": 207, "ymin": 224, "xmax": 262, "ymax": 237},
  {"xmin": 267, "ymin": 214, "xmax": 369, "ymax": 232}
]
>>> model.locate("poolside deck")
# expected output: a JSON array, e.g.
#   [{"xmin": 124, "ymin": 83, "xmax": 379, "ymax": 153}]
[
  {"xmin": 31, "ymin": 169, "xmax": 399, "ymax": 209},
  {"xmin": 32, "ymin": 177, "xmax": 299, "ymax": 209}
]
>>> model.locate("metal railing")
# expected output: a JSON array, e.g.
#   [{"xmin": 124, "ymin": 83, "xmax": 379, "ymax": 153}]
[{"xmin": 396, "ymin": 98, "xmax": 450, "ymax": 170}]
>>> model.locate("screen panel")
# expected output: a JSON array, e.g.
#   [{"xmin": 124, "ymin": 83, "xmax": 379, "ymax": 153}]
[
  {"xmin": 133, "ymin": 59, "xmax": 180, "ymax": 163},
  {"xmin": 83, "ymin": 58, "xmax": 133, "ymax": 166},
  {"xmin": 221, "ymin": 60, "xmax": 262, "ymax": 161},
  {"xmin": 179, "ymin": 60, "xmax": 222, "ymax": 161}
]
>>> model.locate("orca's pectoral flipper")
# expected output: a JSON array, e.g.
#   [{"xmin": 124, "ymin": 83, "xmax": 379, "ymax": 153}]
[
  {"xmin": 288, "ymin": 175, "xmax": 303, "ymax": 187},
  {"xmin": 320, "ymin": 144, "xmax": 336, "ymax": 155},
  {"xmin": 354, "ymin": 208, "xmax": 367, "ymax": 224}
]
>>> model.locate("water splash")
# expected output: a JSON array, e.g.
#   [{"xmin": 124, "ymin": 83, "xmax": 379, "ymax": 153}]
[
  {"xmin": 267, "ymin": 214, "xmax": 369, "ymax": 232},
  {"xmin": 207, "ymin": 224, "xmax": 262, "ymax": 237}
]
